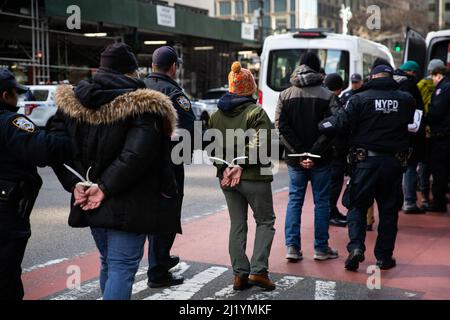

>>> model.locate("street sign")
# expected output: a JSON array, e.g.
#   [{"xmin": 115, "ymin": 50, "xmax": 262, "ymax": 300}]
[
  {"xmin": 157, "ymin": 5, "xmax": 175, "ymax": 28},
  {"xmin": 242, "ymin": 23, "xmax": 255, "ymax": 41}
]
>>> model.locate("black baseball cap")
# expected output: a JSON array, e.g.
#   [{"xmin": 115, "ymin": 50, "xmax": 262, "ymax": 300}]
[
  {"xmin": 152, "ymin": 46, "xmax": 183, "ymax": 68},
  {"xmin": 371, "ymin": 65, "xmax": 394, "ymax": 76},
  {"xmin": 351, "ymin": 73, "xmax": 362, "ymax": 82},
  {"xmin": 0, "ymin": 69, "xmax": 28, "ymax": 94}
]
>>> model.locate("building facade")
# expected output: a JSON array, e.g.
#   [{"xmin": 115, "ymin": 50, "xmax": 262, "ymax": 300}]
[
  {"xmin": 214, "ymin": 0, "xmax": 348, "ymax": 36},
  {"xmin": 427, "ymin": 0, "xmax": 450, "ymax": 30},
  {"xmin": 0, "ymin": 0, "xmax": 258, "ymax": 97}
]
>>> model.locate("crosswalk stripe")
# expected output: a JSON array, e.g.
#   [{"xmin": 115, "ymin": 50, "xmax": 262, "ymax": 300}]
[
  {"xmin": 203, "ymin": 285, "xmax": 236, "ymax": 300},
  {"xmin": 143, "ymin": 266, "xmax": 228, "ymax": 300},
  {"xmin": 247, "ymin": 276, "xmax": 304, "ymax": 300},
  {"xmin": 131, "ymin": 262, "xmax": 191, "ymax": 296},
  {"xmin": 50, "ymin": 266, "xmax": 148, "ymax": 300},
  {"xmin": 314, "ymin": 280, "xmax": 336, "ymax": 300}
]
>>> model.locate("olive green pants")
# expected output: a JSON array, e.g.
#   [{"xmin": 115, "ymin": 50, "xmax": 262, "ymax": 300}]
[{"xmin": 222, "ymin": 180, "xmax": 276, "ymax": 278}]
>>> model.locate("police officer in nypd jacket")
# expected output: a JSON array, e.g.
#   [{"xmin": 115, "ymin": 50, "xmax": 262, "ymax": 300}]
[
  {"xmin": 0, "ymin": 69, "xmax": 71, "ymax": 300},
  {"xmin": 144, "ymin": 46, "xmax": 196, "ymax": 288},
  {"xmin": 320, "ymin": 65, "xmax": 417, "ymax": 272}
]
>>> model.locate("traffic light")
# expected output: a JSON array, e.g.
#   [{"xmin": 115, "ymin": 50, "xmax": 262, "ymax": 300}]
[{"xmin": 394, "ymin": 42, "xmax": 402, "ymax": 53}]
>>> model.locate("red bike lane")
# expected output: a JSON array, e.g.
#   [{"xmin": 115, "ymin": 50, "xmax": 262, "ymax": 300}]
[{"xmin": 23, "ymin": 189, "xmax": 450, "ymax": 300}]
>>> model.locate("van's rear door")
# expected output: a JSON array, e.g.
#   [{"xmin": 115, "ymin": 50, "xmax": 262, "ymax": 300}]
[{"xmin": 404, "ymin": 27, "xmax": 427, "ymax": 77}]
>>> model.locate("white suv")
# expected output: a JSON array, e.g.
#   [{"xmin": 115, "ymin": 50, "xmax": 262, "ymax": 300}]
[{"xmin": 17, "ymin": 85, "xmax": 58, "ymax": 128}]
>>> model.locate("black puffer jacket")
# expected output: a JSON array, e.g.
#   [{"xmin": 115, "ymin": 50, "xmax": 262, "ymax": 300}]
[
  {"xmin": 394, "ymin": 69, "xmax": 426, "ymax": 164},
  {"xmin": 275, "ymin": 65, "xmax": 338, "ymax": 167},
  {"xmin": 52, "ymin": 70, "xmax": 180, "ymax": 235},
  {"xmin": 428, "ymin": 76, "xmax": 450, "ymax": 137}
]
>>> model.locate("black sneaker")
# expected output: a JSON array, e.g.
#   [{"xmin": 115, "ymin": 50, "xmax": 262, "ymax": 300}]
[
  {"xmin": 148, "ymin": 274, "xmax": 184, "ymax": 288},
  {"xmin": 168, "ymin": 255, "xmax": 180, "ymax": 269},
  {"xmin": 403, "ymin": 205, "xmax": 426, "ymax": 215},
  {"xmin": 345, "ymin": 249, "xmax": 365, "ymax": 271},
  {"xmin": 376, "ymin": 258, "xmax": 396, "ymax": 270}
]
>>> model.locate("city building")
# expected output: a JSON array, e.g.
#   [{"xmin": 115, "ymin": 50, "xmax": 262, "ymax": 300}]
[
  {"xmin": 0, "ymin": 0, "xmax": 259, "ymax": 97},
  {"xmin": 427, "ymin": 0, "xmax": 450, "ymax": 30},
  {"xmin": 214, "ymin": 0, "xmax": 348, "ymax": 36}
]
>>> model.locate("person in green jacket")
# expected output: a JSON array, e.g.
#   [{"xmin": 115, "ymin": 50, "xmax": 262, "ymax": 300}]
[{"xmin": 208, "ymin": 62, "xmax": 276, "ymax": 292}]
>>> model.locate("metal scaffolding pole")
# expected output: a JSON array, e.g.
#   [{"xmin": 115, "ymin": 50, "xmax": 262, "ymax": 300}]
[
  {"xmin": 31, "ymin": 0, "xmax": 36, "ymax": 84},
  {"xmin": 30, "ymin": 0, "xmax": 50, "ymax": 84}
]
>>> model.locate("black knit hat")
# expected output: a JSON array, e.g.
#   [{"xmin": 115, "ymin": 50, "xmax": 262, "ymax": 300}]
[
  {"xmin": 100, "ymin": 43, "xmax": 139, "ymax": 74},
  {"xmin": 300, "ymin": 52, "xmax": 321, "ymax": 72},
  {"xmin": 325, "ymin": 73, "xmax": 344, "ymax": 91},
  {"xmin": 372, "ymin": 58, "xmax": 393, "ymax": 70}
]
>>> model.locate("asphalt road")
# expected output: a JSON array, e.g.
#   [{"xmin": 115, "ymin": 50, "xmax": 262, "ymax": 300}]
[{"xmin": 22, "ymin": 154, "xmax": 289, "ymax": 271}]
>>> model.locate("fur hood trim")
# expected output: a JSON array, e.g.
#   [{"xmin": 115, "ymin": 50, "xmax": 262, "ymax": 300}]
[{"xmin": 55, "ymin": 85, "xmax": 177, "ymax": 135}]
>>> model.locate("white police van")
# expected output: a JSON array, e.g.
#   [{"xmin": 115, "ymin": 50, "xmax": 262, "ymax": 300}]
[
  {"xmin": 403, "ymin": 27, "xmax": 450, "ymax": 77},
  {"xmin": 258, "ymin": 30, "xmax": 395, "ymax": 123}
]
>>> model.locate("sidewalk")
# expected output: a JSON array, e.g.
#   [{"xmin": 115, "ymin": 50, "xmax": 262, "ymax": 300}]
[{"xmin": 172, "ymin": 188, "xmax": 450, "ymax": 300}]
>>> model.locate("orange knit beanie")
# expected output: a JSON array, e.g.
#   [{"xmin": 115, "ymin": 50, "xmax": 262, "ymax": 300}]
[{"xmin": 228, "ymin": 61, "xmax": 257, "ymax": 96}]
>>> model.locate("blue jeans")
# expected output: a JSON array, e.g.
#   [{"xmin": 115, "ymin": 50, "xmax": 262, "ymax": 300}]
[
  {"xmin": 91, "ymin": 228, "xmax": 146, "ymax": 300},
  {"xmin": 417, "ymin": 162, "xmax": 431, "ymax": 195},
  {"xmin": 285, "ymin": 165, "xmax": 331, "ymax": 252},
  {"xmin": 403, "ymin": 164, "xmax": 418, "ymax": 206}
]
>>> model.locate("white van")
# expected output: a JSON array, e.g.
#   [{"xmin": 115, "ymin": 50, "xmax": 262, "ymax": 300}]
[
  {"xmin": 258, "ymin": 30, "xmax": 395, "ymax": 123},
  {"xmin": 404, "ymin": 27, "xmax": 450, "ymax": 77}
]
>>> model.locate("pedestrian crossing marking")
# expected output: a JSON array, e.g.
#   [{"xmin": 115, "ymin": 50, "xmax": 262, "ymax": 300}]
[
  {"xmin": 132, "ymin": 262, "xmax": 190, "ymax": 296},
  {"xmin": 51, "ymin": 266, "xmax": 148, "ymax": 300},
  {"xmin": 314, "ymin": 280, "xmax": 337, "ymax": 300},
  {"xmin": 204, "ymin": 285, "xmax": 236, "ymax": 300},
  {"xmin": 247, "ymin": 276, "xmax": 304, "ymax": 300},
  {"xmin": 143, "ymin": 267, "xmax": 228, "ymax": 300},
  {"xmin": 44, "ymin": 261, "xmax": 418, "ymax": 301}
]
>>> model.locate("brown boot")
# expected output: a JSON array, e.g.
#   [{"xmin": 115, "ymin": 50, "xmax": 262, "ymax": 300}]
[
  {"xmin": 233, "ymin": 276, "xmax": 250, "ymax": 291},
  {"xmin": 248, "ymin": 273, "xmax": 276, "ymax": 291}
]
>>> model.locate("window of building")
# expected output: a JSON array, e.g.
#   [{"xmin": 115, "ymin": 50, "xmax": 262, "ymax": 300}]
[
  {"xmin": 274, "ymin": 0, "xmax": 287, "ymax": 12},
  {"xmin": 219, "ymin": 1, "xmax": 231, "ymax": 15},
  {"xmin": 264, "ymin": 0, "xmax": 270, "ymax": 13},
  {"xmin": 290, "ymin": 0, "xmax": 296, "ymax": 12},
  {"xmin": 248, "ymin": 0, "xmax": 260, "ymax": 13},
  {"xmin": 290, "ymin": 14, "xmax": 296, "ymax": 29},
  {"xmin": 275, "ymin": 17, "xmax": 288, "ymax": 30},
  {"xmin": 235, "ymin": 0, "xmax": 244, "ymax": 15}
]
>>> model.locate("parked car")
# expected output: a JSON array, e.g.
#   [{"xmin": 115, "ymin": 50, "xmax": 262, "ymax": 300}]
[
  {"xmin": 192, "ymin": 87, "xmax": 228, "ymax": 129},
  {"xmin": 17, "ymin": 85, "xmax": 58, "ymax": 128}
]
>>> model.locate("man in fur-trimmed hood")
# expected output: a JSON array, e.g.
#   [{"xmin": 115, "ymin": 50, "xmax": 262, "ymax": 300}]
[{"xmin": 50, "ymin": 43, "xmax": 179, "ymax": 300}]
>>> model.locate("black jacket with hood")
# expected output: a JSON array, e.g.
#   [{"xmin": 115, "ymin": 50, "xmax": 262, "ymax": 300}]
[
  {"xmin": 428, "ymin": 76, "xmax": 450, "ymax": 137},
  {"xmin": 275, "ymin": 65, "xmax": 338, "ymax": 167},
  {"xmin": 394, "ymin": 69, "xmax": 426, "ymax": 164},
  {"xmin": 51, "ymin": 69, "xmax": 181, "ymax": 235}
]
